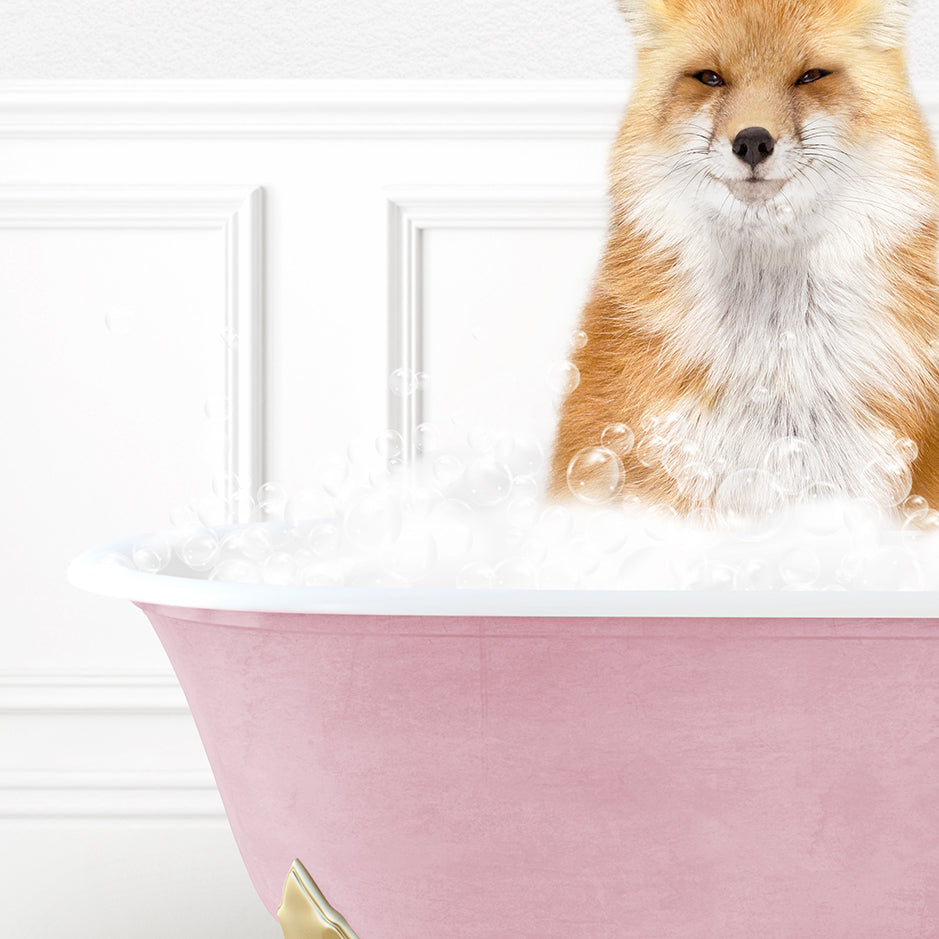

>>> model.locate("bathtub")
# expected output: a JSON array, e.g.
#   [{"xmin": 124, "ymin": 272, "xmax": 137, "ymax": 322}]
[{"xmin": 69, "ymin": 534, "xmax": 939, "ymax": 938}]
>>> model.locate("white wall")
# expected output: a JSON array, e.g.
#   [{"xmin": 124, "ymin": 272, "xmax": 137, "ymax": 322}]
[{"xmin": 1, "ymin": 0, "xmax": 938, "ymax": 82}]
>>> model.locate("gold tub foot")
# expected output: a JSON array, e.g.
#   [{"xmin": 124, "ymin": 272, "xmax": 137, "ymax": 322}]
[{"xmin": 277, "ymin": 859, "xmax": 361, "ymax": 939}]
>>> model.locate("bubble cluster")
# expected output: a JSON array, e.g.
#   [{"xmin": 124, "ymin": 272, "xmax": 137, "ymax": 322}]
[{"xmin": 121, "ymin": 387, "xmax": 939, "ymax": 593}]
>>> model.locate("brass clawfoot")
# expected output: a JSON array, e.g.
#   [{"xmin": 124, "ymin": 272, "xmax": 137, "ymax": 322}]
[{"xmin": 277, "ymin": 859, "xmax": 361, "ymax": 939}]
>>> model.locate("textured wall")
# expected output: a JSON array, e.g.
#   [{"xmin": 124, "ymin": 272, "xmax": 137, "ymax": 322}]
[{"xmin": 2, "ymin": 0, "xmax": 938, "ymax": 82}]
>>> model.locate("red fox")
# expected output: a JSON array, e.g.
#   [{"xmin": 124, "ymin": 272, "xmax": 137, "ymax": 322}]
[{"xmin": 550, "ymin": 0, "xmax": 939, "ymax": 518}]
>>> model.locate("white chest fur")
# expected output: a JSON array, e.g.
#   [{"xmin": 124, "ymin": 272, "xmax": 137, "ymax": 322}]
[{"xmin": 663, "ymin": 232, "xmax": 922, "ymax": 504}]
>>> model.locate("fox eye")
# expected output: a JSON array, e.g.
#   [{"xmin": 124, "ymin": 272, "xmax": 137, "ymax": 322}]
[
  {"xmin": 694, "ymin": 70, "xmax": 725, "ymax": 87},
  {"xmin": 796, "ymin": 68, "xmax": 831, "ymax": 85}
]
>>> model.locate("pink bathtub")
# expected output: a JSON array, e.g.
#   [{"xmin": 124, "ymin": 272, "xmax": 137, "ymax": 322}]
[{"xmin": 69, "ymin": 537, "xmax": 939, "ymax": 938}]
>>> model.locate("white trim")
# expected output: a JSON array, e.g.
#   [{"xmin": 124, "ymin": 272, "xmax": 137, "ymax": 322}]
[
  {"xmin": 386, "ymin": 186, "xmax": 606, "ymax": 459},
  {"xmin": 0, "ymin": 185, "xmax": 265, "ymax": 521},
  {"xmin": 0, "ymin": 80, "xmax": 629, "ymax": 139},
  {"xmin": 0, "ymin": 773, "xmax": 223, "ymax": 820},
  {"xmin": 0, "ymin": 673, "xmax": 222, "ymax": 821}
]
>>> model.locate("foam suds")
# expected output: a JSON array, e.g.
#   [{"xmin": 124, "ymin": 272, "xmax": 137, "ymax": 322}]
[{"xmin": 126, "ymin": 413, "xmax": 939, "ymax": 592}]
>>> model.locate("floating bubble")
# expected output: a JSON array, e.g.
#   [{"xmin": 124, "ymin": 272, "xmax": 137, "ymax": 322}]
[
  {"xmin": 601, "ymin": 423, "xmax": 635, "ymax": 457},
  {"xmin": 376, "ymin": 429, "xmax": 405, "ymax": 461},
  {"xmin": 635, "ymin": 435, "xmax": 667, "ymax": 468},
  {"xmin": 178, "ymin": 528, "xmax": 220, "ymax": 570},
  {"xmin": 307, "ymin": 520, "xmax": 342, "ymax": 559},
  {"xmin": 895, "ymin": 437, "xmax": 919, "ymax": 463},
  {"xmin": 132, "ymin": 534, "xmax": 172, "ymax": 573},
  {"xmin": 415, "ymin": 422, "xmax": 440, "ymax": 455},
  {"xmin": 389, "ymin": 367, "xmax": 418, "ymax": 397},
  {"xmin": 548, "ymin": 361, "xmax": 580, "ymax": 397},
  {"xmin": 494, "ymin": 435, "xmax": 543, "ymax": 478},
  {"xmin": 714, "ymin": 468, "xmax": 784, "ymax": 536},
  {"xmin": 676, "ymin": 462, "xmax": 716, "ymax": 504},
  {"xmin": 571, "ymin": 329, "xmax": 589, "ymax": 350},
  {"xmin": 750, "ymin": 386, "xmax": 772, "ymax": 405},
  {"xmin": 256, "ymin": 483, "xmax": 287, "ymax": 521},
  {"xmin": 465, "ymin": 456, "xmax": 513, "ymax": 507},
  {"xmin": 223, "ymin": 524, "xmax": 276, "ymax": 563},
  {"xmin": 662, "ymin": 440, "xmax": 701, "ymax": 478},
  {"xmin": 901, "ymin": 495, "xmax": 929, "ymax": 523},
  {"xmin": 862, "ymin": 457, "xmax": 913, "ymax": 508},
  {"xmin": 193, "ymin": 494, "xmax": 228, "ymax": 528},
  {"xmin": 433, "ymin": 453, "xmax": 464, "ymax": 489},
  {"xmin": 169, "ymin": 502, "xmax": 200, "ymax": 530},
  {"xmin": 566, "ymin": 447, "xmax": 624, "ymax": 505},
  {"xmin": 104, "ymin": 307, "xmax": 137, "ymax": 337},
  {"xmin": 763, "ymin": 437, "xmax": 822, "ymax": 494}
]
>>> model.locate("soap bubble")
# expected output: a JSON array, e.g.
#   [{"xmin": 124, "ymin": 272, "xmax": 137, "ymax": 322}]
[
  {"xmin": 376, "ymin": 429, "xmax": 405, "ymax": 461},
  {"xmin": 132, "ymin": 534, "xmax": 172, "ymax": 573},
  {"xmin": 104, "ymin": 307, "xmax": 137, "ymax": 337},
  {"xmin": 256, "ymin": 483, "xmax": 287, "ymax": 521},
  {"xmin": 763, "ymin": 437, "xmax": 822, "ymax": 494},
  {"xmin": 312, "ymin": 455, "xmax": 349, "ymax": 497},
  {"xmin": 901, "ymin": 495, "xmax": 929, "ymax": 523},
  {"xmin": 750, "ymin": 386, "xmax": 771, "ymax": 405},
  {"xmin": 415, "ymin": 422, "xmax": 440, "ymax": 455},
  {"xmin": 223, "ymin": 524, "xmax": 276, "ymax": 563},
  {"xmin": 737, "ymin": 558, "xmax": 775, "ymax": 590},
  {"xmin": 306, "ymin": 520, "xmax": 342, "ymax": 559},
  {"xmin": 714, "ymin": 468, "xmax": 784, "ymax": 536},
  {"xmin": 635, "ymin": 436, "xmax": 667, "ymax": 468},
  {"xmin": 571, "ymin": 329, "xmax": 588, "ymax": 350},
  {"xmin": 662, "ymin": 440, "xmax": 701, "ymax": 478},
  {"xmin": 465, "ymin": 456, "xmax": 513, "ymax": 507},
  {"xmin": 675, "ymin": 462, "xmax": 716, "ymax": 504},
  {"xmin": 862, "ymin": 457, "xmax": 913, "ymax": 508},
  {"xmin": 169, "ymin": 502, "xmax": 200, "ymax": 530},
  {"xmin": 548, "ymin": 361, "xmax": 580, "ymax": 397},
  {"xmin": 537, "ymin": 504, "xmax": 574, "ymax": 543},
  {"xmin": 894, "ymin": 437, "xmax": 919, "ymax": 463},
  {"xmin": 178, "ymin": 528, "xmax": 221, "ymax": 570},
  {"xmin": 343, "ymin": 491, "xmax": 403, "ymax": 550},
  {"xmin": 494, "ymin": 435, "xmax": 543, "ymax": 478},
  {"xmin": 389, "ymin": 367, "xmax": 418, "ymax": 397},
  {"xmin": 600, "ymin": 423, "xmax": 635, "ymax": 457},
  {"xmin": 193, "ymin": 494, "xmax": 228, "ymax": 528},
  {"xmin": 566, "ymin": 447, "xmax": 624, "ymax": 505}
]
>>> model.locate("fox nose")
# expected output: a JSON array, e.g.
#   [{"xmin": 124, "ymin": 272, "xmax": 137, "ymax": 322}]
[{"xmin": 732, "ymin": 127, "xmax": 775, "ymax": 168}]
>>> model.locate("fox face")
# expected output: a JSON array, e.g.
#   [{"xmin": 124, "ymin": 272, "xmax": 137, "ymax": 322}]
[{"xmin": 613, "ymin": 0, "xmax": 935, "ymax": 244}]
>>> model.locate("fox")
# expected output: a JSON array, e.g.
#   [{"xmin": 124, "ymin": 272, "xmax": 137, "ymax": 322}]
[{"xmin": 549, "ymin": 0, "xmax": 939, "ymax": 519}]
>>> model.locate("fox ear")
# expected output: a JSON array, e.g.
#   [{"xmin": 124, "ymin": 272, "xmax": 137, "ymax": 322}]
[
  {"xmin": 614, "ymin": 0, "xmax": 666, "ymax": 42},
  {"xmin": 866, "ymin": 0, "xmax": 912, "ymax": 48}
]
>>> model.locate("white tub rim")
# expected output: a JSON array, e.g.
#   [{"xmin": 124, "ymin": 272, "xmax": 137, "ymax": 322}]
[{"xmin": 67, "ymin": 533, "xmax": 939, "ymax": 619}]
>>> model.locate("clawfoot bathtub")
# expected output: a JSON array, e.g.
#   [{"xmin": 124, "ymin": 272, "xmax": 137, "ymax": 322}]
[{"xmin": 70, "ymin": 536, "xmax": 939, "ymax": 938}]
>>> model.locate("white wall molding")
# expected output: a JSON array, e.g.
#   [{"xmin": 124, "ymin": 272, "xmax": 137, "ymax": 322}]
[
  {"xmin": 0, "ymin": 80, "xmax": 629, "ymax": 139},
  {"xmin": 386, "ymin": 186, "xmax": 606, "ymax": 457},
  {"xmin": 0, "ymin": 673, "xmax": 221, "ymax": 820},
  {"xmin": 0, "ymin": 184, "xmax": 265, "ymax": 519}
]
